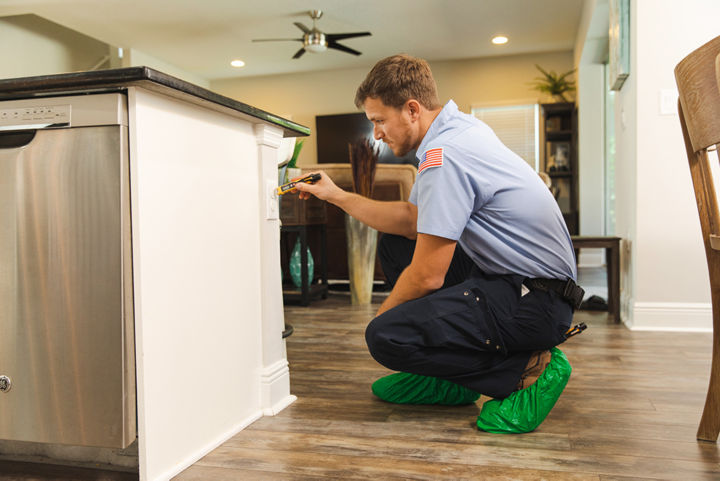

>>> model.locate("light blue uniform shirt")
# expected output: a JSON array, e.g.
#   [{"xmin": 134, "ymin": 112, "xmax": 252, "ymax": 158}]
[{"xmin": 409, "ymin": 100, "xmax": 577, "ymax": 280}]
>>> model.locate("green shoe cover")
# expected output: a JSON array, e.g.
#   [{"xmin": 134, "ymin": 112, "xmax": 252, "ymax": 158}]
[
  {"xmin": 372, "ymin": 372, "xmax": 481, "ymax": 405},
  {"xmin": 476, "ymin": 347, "xmax": 571, "ymax": 433}
]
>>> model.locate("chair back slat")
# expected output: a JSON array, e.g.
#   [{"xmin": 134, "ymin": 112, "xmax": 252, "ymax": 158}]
[
  {"xmin": 675, "ymin": 35, "xmax": 720, "ymax": 152},
  {"xmin": 679, "ymin": 104, "xmax": 720, "ymax": 246}
]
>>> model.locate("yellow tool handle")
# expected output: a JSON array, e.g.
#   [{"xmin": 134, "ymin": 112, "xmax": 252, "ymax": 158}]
[{"xmin": 277, "ymin": 173, "xmax": 321, "ymax": 195}]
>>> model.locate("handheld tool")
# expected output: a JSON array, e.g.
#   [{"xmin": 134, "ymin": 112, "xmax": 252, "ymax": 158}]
[
  {"xmin": 564, "ymin": 322, "xmax": 587, "ymax": 339},
  {"xmin": 277, "ymin": 173, "xmax": 321, "ymax": 195}
]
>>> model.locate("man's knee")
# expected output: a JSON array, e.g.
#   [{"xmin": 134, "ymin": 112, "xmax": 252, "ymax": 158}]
[
  {"xmin": 365, "ymin": 316, "xmax": 399, "ymax": 369},
  {"xmin": 365, "ymin": 316, "xmax": 386, "ymax": 359}
]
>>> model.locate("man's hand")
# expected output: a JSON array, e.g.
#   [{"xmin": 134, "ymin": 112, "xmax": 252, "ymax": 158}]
[
  {"xmin": 376, "ymin": 233, "xmax": 457, "ymax": 316},
  {"xmin": 293, "ymin": 171, "xmax": 344, "ymax": 203}
]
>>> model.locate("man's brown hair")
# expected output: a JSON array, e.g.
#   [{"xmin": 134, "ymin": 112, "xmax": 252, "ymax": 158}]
[{"xmin": 354, "ymin": 54, "xmax": 441, "ymax": 110}]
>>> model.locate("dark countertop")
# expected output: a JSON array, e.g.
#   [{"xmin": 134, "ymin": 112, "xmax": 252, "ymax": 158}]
[{"xmin": 0, "ymin": 67, "xmax": 309, "ymax": 137}]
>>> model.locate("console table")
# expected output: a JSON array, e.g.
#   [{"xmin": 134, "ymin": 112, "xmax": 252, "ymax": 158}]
[
  {"xmin": 280, "ymin": 195, "xmax": 328, "ymax": 306},
  {"xmin": 571, "ymin": 236, "xmax": 621, "ymax": 323}
]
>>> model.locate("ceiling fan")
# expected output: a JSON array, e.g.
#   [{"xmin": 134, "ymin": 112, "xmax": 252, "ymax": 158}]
[{"xmin": 252, "ymin": 10, "xmax": 371, "ymax": 59}]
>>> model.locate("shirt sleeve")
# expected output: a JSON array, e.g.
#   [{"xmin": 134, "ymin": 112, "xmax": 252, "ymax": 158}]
[
  {"xmin": 414, "ymin": 149, "xmax": 475, "ymax": 240},
  {"xmin": 409, "ymin": 181, "xmax": 418, "ymax": 205}
]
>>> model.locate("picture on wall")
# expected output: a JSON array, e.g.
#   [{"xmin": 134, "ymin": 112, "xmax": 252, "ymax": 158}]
[{"xmin": 609, "ymin": 0, "xmax": 630, "ymax": 91}]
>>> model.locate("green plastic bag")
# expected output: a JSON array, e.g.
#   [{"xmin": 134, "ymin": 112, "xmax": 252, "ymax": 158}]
[
  {"xmin": 476, "ymin": 347, "xmax": 571, "ymax": 433},
  {"xmin": 372, "ymin": 372, "xmax": 480, "ymax": 406}
]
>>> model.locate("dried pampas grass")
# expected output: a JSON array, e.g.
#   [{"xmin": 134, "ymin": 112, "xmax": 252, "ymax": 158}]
[{"xmin": 348, "ymin": 138, "xmax": 379, "ymax": 198}]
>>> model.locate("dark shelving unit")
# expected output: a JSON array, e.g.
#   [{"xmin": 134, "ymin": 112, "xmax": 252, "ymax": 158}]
[{"xmin": 542, "ymin": 102, "xmax": 578, "ymax": 235}]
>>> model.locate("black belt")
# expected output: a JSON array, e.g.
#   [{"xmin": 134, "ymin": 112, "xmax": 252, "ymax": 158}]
[{"xmin": 524, "ymin": 278, "xmax": 585, "ymax": 310}]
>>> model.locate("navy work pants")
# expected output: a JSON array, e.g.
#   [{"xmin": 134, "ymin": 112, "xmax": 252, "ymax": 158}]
[{"xmin": 365, "ymin": 234, "xmax": 573, "ymax": 399}]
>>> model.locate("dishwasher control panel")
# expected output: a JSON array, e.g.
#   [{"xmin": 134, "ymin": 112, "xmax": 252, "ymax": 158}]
[{"xmin": 0, "ymin": 105, "xmax": 71, "ymax": 130}]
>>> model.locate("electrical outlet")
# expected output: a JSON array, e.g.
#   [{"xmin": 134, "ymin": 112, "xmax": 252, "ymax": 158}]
[
  {"xmin": 266, "ymin": 180, "xmax": 279, "ymax": 220},
  {"xmin": 659, "ymin": 89, "xmax": 678, "ymax": 116}
]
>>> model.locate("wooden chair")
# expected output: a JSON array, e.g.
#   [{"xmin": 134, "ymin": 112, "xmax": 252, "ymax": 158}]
[{"xmin": 675, "ymin": 34, "xmax": 720, "ymax": 442}]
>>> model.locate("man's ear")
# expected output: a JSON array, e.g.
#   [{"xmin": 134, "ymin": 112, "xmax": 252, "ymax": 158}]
[{"xmin": 406, "ymin": 99, "xmax": 421, "ymax": 120}]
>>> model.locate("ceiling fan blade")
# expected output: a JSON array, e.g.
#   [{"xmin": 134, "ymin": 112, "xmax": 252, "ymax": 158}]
[
  {"xmin": 292, "ymin": 47, "xmax": 306, "ymax": 59},
  {"xmin": 326, "ymin": 32, "xmax": 371, "ymax": 41},
  {"xmin": 327, "ymin": 41, "xmax": 362, "ymax": 56},
  {"xmin": 294, "ymin": 22, "xmax": 311, "ymax": 34},
  {"xmin": 252, "ymin": 38, "xmax": 303, "ymax": 42}
]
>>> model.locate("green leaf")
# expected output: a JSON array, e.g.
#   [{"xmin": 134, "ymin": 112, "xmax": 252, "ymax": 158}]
[{"xmin": 288, "ymin": 139, "xmax": 304, "ymax": 168}]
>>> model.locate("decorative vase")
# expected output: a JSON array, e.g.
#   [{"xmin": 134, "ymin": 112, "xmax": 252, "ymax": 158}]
[
  {"xmin": 345, "ymin": 214, "xmax": 378, "ymax": 304},
  {"xmin": 289, "ymin": 237, "xmax": 314, "ymax": 289}
]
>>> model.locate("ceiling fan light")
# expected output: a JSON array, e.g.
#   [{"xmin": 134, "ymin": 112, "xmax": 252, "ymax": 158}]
[
  {"xmin": 304, "ymin": 31, "xmax": 327, "ymax": 53},
  {"xmin": 253, "ymin": 11, "xmax": 368, "ymax": 59},
  {"xmin": 306, "ymin": 43, "xmax": 327, "ymax": 53}
]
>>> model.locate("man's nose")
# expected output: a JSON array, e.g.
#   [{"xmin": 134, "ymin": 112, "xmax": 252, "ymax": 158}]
[{"xmin": 373, "ymin": 124, "xmax": 383, "ymax": 140}]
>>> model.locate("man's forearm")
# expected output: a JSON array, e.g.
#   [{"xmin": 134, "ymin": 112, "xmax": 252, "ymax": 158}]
[
  {"xmin": 376, "ymin": 264, "xmax": 437, "ymax": 316},
  {"xmin": 294, "ymin": 171, "xmax": 417, "ymax": 239},
  {"xmin": 332, "ymin": 191, "xmax": 417, "ymax": 239}
]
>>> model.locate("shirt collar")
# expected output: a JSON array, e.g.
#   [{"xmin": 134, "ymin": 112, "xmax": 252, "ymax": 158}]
[{"xmin": 416, "ymin": 99, "xmax": 459, "ymax": 157}]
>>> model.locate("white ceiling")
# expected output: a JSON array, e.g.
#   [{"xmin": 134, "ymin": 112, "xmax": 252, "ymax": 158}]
[{"xmin": 0, "ymin": 0, "xmax": 585, "ymax": 80}]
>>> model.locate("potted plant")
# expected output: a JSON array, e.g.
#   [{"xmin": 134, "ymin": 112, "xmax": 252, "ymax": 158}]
[{"xmin": 531, "ymin": 65, "xmax": 576, "ymax": 103}]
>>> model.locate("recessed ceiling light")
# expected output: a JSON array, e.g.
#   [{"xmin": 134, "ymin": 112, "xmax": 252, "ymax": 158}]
[
  {"xmin": 230, "ymin": 59, "xmax": 246, "ymax": 68},
  {"xmin": 492, "ymin": 35, "xmax": 508, "ymax": 45}
]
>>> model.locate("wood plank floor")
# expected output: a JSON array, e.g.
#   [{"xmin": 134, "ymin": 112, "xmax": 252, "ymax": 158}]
[
  {"xmin": 2, "ymin": 290, "xmax": 718, "ymax": 480},
  {"xmin": 174, "ymin": 293, "xmax": 720, "ymax": 481}
]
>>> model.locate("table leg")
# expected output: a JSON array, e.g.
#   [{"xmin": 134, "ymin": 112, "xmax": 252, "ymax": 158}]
[
  {"xmin": 606, "ymin": 243, "xmax": 620, "ymax": 323},
  {"xmin": 320, "ymin": 224, "xmax": 328, "ymax": 299},
  {"xmin": 300, "ymin": 226, "xmax": 309, "ymax": 306}
]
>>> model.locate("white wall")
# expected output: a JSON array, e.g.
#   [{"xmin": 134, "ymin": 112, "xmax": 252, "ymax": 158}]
[
  {"xmin": 574, "ymin": 0, "xmax": 609, "ymax": 267},
  {"xmin": 0, "ymin": 14, "xmax": 209, "ymax": 88},
  {"xmin": 613, "ymin": 0, "xmax": 720, "ymax": 330},
  {"xmin": 0, "ymin": 14, "xmax": 109, "ymax": 79},
  {"xmin": 121, "ymin": 48, "xmax": 210, "ymax": 89},
  {"xmin": 211, "ymin": 51, "xmax": 574, "ymax": 166},
  {"xmin": 577, "ymin": 63, "xmax": 606, "ymax": 266}
]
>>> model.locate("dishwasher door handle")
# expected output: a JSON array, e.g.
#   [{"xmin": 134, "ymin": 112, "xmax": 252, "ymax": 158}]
[{"xmin": 0, "ymin": 131, "xmax": 37, "ymax": 149}]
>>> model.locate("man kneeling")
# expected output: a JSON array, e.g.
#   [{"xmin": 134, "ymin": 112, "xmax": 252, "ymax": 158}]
[{"xmin": 295, "ymin": 54, "xmax": 581, "ymax": 432}]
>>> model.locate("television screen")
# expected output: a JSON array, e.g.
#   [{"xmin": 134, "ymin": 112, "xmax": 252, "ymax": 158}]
[{"xmin": 315, "ymin": 112, "xmax": 417, "ymax": 165}]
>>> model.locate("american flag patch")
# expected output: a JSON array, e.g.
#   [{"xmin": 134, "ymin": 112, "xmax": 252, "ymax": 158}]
[{"xmin": 418, "ymin": 147, "xmax": 443, "ymax": 174}]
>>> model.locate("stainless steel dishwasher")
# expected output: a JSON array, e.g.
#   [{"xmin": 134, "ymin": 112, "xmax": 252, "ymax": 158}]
[{"xmin": 0, "ymin": 93, "xmax": 136, "ymax": 448}]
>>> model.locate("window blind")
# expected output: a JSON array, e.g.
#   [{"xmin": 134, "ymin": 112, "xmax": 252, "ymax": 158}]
[{"xmin": 471, "ymin": 104, "xmax": 539, "ymax": 170}]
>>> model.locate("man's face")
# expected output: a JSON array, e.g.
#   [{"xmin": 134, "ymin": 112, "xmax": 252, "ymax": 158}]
[{"xmin": 363, "ymin": 97, "xmax": 418, "ymax": 157}]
